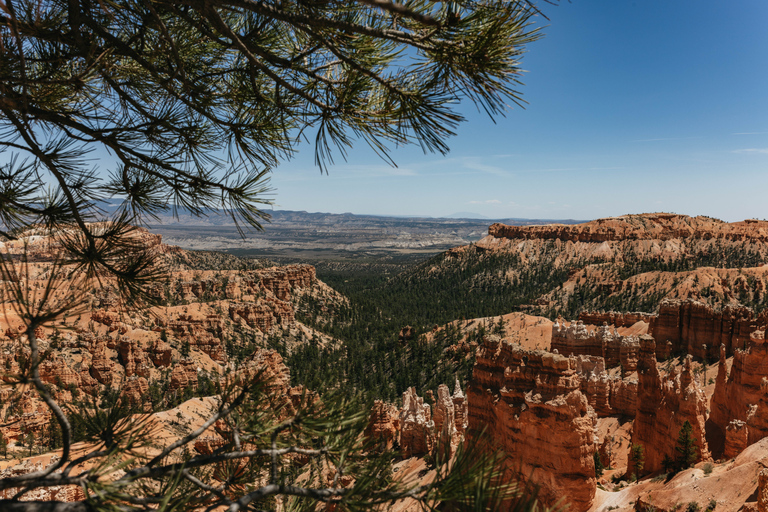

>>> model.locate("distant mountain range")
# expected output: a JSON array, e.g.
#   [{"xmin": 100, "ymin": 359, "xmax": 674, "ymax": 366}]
[{"xmin": 118, "ymin": 206, "xmax": 589, "ymax": 260}]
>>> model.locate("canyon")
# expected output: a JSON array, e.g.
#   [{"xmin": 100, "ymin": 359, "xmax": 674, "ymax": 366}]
[{"xmin": 7, "ymin": 213, "xmax": 768, "ymax": 511}]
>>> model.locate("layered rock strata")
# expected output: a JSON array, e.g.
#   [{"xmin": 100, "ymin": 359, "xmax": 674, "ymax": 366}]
[
  {"xmin": 488, "ymin": 214, "xmax": 768, "ymax": 243},
  {"xmin": 579, "ymin": 311, "xmax": 655, "ymax": 329},
  {"xmin": 709, "ymin": 332, "xmax": 768, "ymax": 458},
  {"xmin": 552, "ymin": 321, "xmax": 640, "ymax": 370},
  {"xmin": 573, "ymin": 356, "xmax": 637, "ymax": 418},
  {"xmin": 364, "ymin": 382, "xmax": 468, "ymax": 459},
  {"xmin": 399, "ymin": 388, "xmax": 435, "ymax": 458},
  {"xmin": 652, "ymin": 299, "xmax": 758, "ymax": 360},
  {"xmin": 467, "ymin": 335, "xmax": 597, "ymax": 512},
  {"xmin": 760, "ymin": 468, "xmax": 768, "ymax": 512},
  {"xmin": 363, "ymin": 401, "xmax": 400, "ymax": 451},
  {"xmin": 559, "ymin": 299, "xmax": 765, "ymax": 365},
  {"xmin": 725, "ymin": 420, "xmax": 749, "ymax": 459},
  {"xmin": 631, "ymin": 335, "xmax": 710, "ymax": 474}
]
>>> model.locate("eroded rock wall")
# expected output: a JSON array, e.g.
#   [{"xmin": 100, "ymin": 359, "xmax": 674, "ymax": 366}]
[
  {"xmin": 579, "ymin": 311, "xmax": 655, "ymax": 328},
  {"xmin": 488, "ymin": 214, "xmax": 768, "ymax": 243},
  {"xmin": 560, "ymin": 299, "xmax": 763, "ymax": 366},
  {"xmin": 631, "ymin": 335, "xmax": 710, "ymax": 474},
  {"xmin": 652, "ymin": 299, "xmax": 757, "ymax": 360},
  {"xmin": 467, "ymin": 336, "xmax": 597, "ymax": 512},
  {"xmin": 709, "ymin": 332, "xmax": 768, "ymax": 458},
  {"xmin": 365, "ymin": 382, "xmax": 467, "ymax": 459},
  {"xmin": 552, "ymin": 321, "xmax": 641, "ymax": 371}
]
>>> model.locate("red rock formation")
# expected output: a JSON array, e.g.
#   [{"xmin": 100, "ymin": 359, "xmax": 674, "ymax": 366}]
[
  {"xmin": 170, "ymin": 360, "xmax": 199, "ymax": 392},
  {"xmin": 451, "ymin": 379, "xmax": 469, "ymax": 438},
  {"xmin": 620, "ymin": 337, "xmax": 641, "ymax": 372},
  {"xmin": 399, "ymin": 387, "xmax": 435, "ymax": 458},
  {"xmin": 122, "ymin": 376, "xmax": 149, "ymax": 405},
  {"xmin": 467, "ymin": 336, "xmax": 597, "ymax": 511},
  {"xmin": 258, "ymin": 265, "xmax": 316, "ymax": 300},
  {"xmin": 631, "ymin": 335, "xmax": 710, "ymax": 474},
  {"xmin": 39, "ymin": 359, "xmax": 81, "ymax": 389},
  {"xmin": 0, "ymin": 459, "xmax": 85, "ymax": 501},
  {"xmin": 149, "ymin": 338, "xmax": 173, "ymax": 367},
  {"xmin": 89, "ymin": 339, "xmax": 119, "ymax": 386},
  {"xmin": 164, "ymin": 313, "xmax": 226, "ymax": 362},
  {"xmin": 118, "ymin": 338, "xmax": 153, "ymax": 378},
  {"xmin": 364, "ymin": 401, "xmax": 400, "ymax": 451},
  {"xmin": 552, "ymin": 321, "xmax": 640, "ymax": 369},
  {"xmin": 652, "ymin": 299, "xmax": 757, "ymax": 360},
  {"xmin": 709, "ymin": 332, "xmax": 768, "ymax": 458},
  {"xmin": 488, "ymin": 214, "xmax": 768, "ymax": 243},
  {"xmin": 433, "ymin": 383, "xmax": 456, "ymax": 449},
  {"xmin": 398, "ymin": 325, "xmax": 415, "ymax": 344},
  {"xmin": 579, "ymin": 311, "xmax": 655, "ymax": 328},
  {"xmin": 364, "ymin": 380, "xmax": 468, "ymax": 458},
  {"xmin": 228, "ymin": 299, "xmax": 294, "ymax": 334},
  {"xmin": 760, "ymin": 468, "xmax": 768, "ymax": 512},
  {"xmin": 725, "ymin": 420, "xmax": 749, "ymax": 459},
  {"xmin": 562, "ymin": 299, "xmax": 763, "ymax": 365},
  {"xmin": 573, "ymin": 356, "xmax": 637, "ymax": 418}
]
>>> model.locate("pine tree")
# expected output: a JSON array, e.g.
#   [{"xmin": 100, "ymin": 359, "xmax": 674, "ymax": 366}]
[
  {"xmin": 594, "ymin": 451, "xmax": 605, "ymax": 478},
  {"xmin": 662, "ymin": 453, "xmax": 676, "ymax": 474},
  {"xmin": 675, "ymin": 420, "xmax": 699, "ymax": 471},
  {"xmin": 630, "ymin": 443, "xmax": 645, "ymax": 480}
]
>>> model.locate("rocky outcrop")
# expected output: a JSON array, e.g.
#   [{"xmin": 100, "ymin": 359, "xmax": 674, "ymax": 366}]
[
  {"xmin": 0, "ymin": 459, "xmax": 85, "ymax": 501},
  {"xmin": 759, "ymin": 468, "xmax": 768, "ymax": 512},
  {"xmin": 573, "ymin": 356, "xmax": 637, "ymax": 418},
  {"xmin": 364, "ymin": 401, "xmax": 400, "ymax": 451},
  {"xmin": 709, "ymin": 332, "xmax": 768, "ymax": 458},
  {"xmin": 228, "ymin": 300, "xmax": 294, "ymax": 334},
  {"xmin": 122, "ymin": 376, "xmax": 149, "ymax": 406},
  {"xmin": 488, "ymin": 214, "xmax": 768, "ymax": 243},
  {"xmin": 399, "ymin": 388, "xmax": 435, "ymax": 458},
  {"xmin": 467, "ymin": 335, "xmax": 597, "ymax": 512},
  {"xmin": 552, "ymin": 321, "xmax": 640, "ymax": 370},
  {"xmin": 579, "ymin": 311, "xmax": 655, "ymax": 328},
  {"xmin": 169, "ymin": 360, "xmax": 199, "ymax": 392},
  {"xmin": 258, "ymin": 265, "xmax": 316, "ymax": 301},
  {"xmin": 365, "ymin": 381, "xmax": 467, "ymax": 459},
  {"xmin": 0, "ymin": 226, "xmax": 336, "ymax": 460},
  {"xmin": 87, "ymin": 338, "xmax": 122, "ymax": 387},
  {"xmin": 561, "ymin": 299, "xmax": 763, "ymax": 365},
  {"xmin": 725, "ymin": 420, "xmax": 749, "ymax": 459},
  {"xmin": 118, "ymin": 338, "xmax": 153, "ymax": 378},
  {"xmin": 652, "ymin": 299, "xmax": 758, "ymax": 360},
  {"xmin": 451, "ymin": 378, "xmax": 469, "ymax": 438},
  {"xmin": 163, "ymin": 313, "xmax": 226, "ymax": 362},
  {"xmin": 631, "ymin": 335, "xmax": 710, "ymax": 474},
  {"xmin": 149, "ymin": 338, "xmax": 173, "ymax": 367}
]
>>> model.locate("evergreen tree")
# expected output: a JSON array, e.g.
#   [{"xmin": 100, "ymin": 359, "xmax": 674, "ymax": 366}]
[
  {"xmin": 662, "ymin": 454, "xmax": 676, "ymax": 474},
  {"xmin": 45, "ymin": 416, "xmax": 63, "ymax": 451},
  {"xmin": 594, "ymin": 451, "xmax": 604, "ymax": 478},
  {"xmin": 630, "ymin": 443, "xmax": 645, "ymax": 480},
  {"xmin": 675, "ymin": 420, "xmax": 699, "ymax": 471}
]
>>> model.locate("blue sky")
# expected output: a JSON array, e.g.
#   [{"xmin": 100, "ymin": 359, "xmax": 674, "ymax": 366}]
[{"xmin": 271, "ymin": 1, "xmax": 768, "ymax": 222}]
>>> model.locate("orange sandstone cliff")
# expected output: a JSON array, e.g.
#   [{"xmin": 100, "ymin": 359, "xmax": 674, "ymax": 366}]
[
  {"xmin": 709, "ymin": 332, "xmax": 768, "ymax": 459},
  {"xmin": 630, "ymin": 335, "xmax": 710, "ymax": 474},
  {"xmin": 467, "ymin": 335, "xmax": 597, "ymax": 511}
]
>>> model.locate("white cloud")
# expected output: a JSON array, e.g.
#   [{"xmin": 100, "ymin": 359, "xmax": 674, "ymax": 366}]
[
  {"xmin": 632, "ymin": 136, "xmax": 702, "ymax": 142},
  {"xmin": 468, "ymin": 199, "xmax": 502, "ymax": 204},
  {"xmin": 732, "ymin": 148, "xmax": 768, "ymax": 154},
  {"xmin": 460, "ymin": 158, "xmax": 507, "ymax": 176}
]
